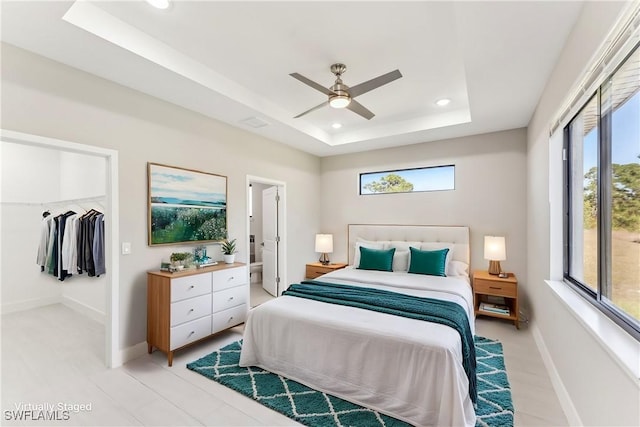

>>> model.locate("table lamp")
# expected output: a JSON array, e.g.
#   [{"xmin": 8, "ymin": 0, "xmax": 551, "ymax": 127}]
[
  {"xmin": 484, "ymin": 236, "xmax": 506, "ymax": 276},
  {"xmin": 315, "ymin": 234, "xmax": 333, "ymax": 265}
]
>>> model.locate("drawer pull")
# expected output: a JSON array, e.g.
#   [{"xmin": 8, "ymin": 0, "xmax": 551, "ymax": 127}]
[
  {"xmin": 489, "ymin": 286, "xmax": 501, "ymax": 290},
  {"xmin": 189, "ymin": 285, "xmax": 195, "ymax": 289},
  {"xmin": 188, "ymin": 331, "xmax": 195, "ymax": 336},
  {"xmin": 188, "ymin": 308, "xmax": 194, "ymax": 312},
  {"xmin": 228, "ymin": 276, "xmax": 234, "ymax": 281},
  {"xmin": 228, "ymin": 316, "xmax": 234, "ymax": 323},
  {"xmin": 315, "ymin": 271, "xmax": 324, "ymax": 274},
  {"xmin": 228, "ymin": 296, "xmax": 234, "ymax": 301}
]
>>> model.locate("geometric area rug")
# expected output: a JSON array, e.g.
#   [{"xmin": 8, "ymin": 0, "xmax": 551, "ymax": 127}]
[{"xmin": 187, "ymin": 336, "xmax": 514, "ymax": 427}]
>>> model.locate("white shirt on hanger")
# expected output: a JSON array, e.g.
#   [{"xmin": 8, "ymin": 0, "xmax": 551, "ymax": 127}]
[
  {"xmin": 36, "ymin": 215, "xmax": 52, "ymax": 268},
  {"xmin": 61, "ymin": 214, "xmax": 79, "ymax": 272}
]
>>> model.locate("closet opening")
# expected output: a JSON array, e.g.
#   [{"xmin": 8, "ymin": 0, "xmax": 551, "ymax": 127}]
[{"xmin": 0, "ymin": 129, "xmax": 119, "ymax": 368}]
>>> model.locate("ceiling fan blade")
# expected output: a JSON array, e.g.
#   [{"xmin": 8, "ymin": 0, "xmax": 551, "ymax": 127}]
[
  {"xmin": 294, "ymin": 100, "xmax": 330, "ymax": 118},
  {"xmin": 290, "ymin": 73, "xmax": 335, "ymax": 96},
  {"xmin": 346, "ymin": 99, "xmax": 375, "ymax": 120},
  {"xmin": 349, "ymin": 69, "xmax": 402, "ymax": 98}
]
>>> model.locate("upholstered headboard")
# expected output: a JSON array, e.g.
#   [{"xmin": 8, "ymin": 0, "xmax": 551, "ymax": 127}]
[{"xmin": 347, "ymin": 224, "xmax": 470, "ymax": 266}]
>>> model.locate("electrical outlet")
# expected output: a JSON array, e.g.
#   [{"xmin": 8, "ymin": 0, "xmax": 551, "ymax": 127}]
[{"xmin": 122, "ymin": 242, "xmax": 131, "ymax": 255}]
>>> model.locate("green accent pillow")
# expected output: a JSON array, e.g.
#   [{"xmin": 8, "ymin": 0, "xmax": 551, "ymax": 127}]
[
  {"xmin": 408, "ymin": 247, "xmax": 449, "ymax": 277},
  {"xmin": 357, "ymin": 247, "xmax": 396, "ymax": 272}
]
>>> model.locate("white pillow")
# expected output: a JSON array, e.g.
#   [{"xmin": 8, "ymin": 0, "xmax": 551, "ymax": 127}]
[
  {"xmin": 447, "ymin": 260, "xmax": 469, "ymax": 277},
  {"xmin": 420, "ymin": 242, "xmax": 454, "ymax": 273},
  {"xmin": 391, "ymin": 250, "xmax": 409, "ymax": 272},
  {"xmin": 353, "ymin": 239, "xmax": 385, "ymax": 267},
  {"xmin": 385, "ymin": 241, "xmax": 421, "ymax": 271}
]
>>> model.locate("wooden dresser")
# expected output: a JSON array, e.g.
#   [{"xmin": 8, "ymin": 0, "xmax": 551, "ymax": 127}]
[{"xmin": 147, "ymin": 262, "xmax": 247, "ymax": 366}]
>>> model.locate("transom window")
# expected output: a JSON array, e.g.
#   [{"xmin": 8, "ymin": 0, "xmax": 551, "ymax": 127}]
[{"xmin": 359, "ymin": 165, "xmax": 455, "ymax": 195}]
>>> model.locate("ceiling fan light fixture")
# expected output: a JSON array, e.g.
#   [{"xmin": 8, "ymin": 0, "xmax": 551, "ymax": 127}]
[
  {"xmin": 291, "ymin": 63, "xmax": 401, "ymax": 120},
  {"xmin": 436, "ymin": 98, "xmax": 451, "ymax": 106},
  {"xmin": 329, "ymin": 95, "xmax": 351, "ymax": 109}
]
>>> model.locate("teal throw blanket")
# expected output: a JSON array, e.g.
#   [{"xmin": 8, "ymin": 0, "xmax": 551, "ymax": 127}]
[{"xmin": 283, "ymin": 280, "xmax": 477, "ymax": 403}]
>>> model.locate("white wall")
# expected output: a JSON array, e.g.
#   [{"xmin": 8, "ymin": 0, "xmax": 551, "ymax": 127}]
[
  {"xmin": 527, "ymin": 1, "xmax": 640, "ymax": 425},
  {"xmin": 59, "ymin": 151, "xmax": 105, "ymax": 200},
  {"xmin": 0, "ymin": 43, "xmax": 321, "ymax": 351},
  {"xmin": 0, "ymin": 142, "xmax": 107, "ymax": 319},
  {"xmin": 320, "ymin": 128, "xmax": 527, "ymax": 287},
  {"xmin": 1, "ymin": 143, "xmax": 63, "ymax": 311}
]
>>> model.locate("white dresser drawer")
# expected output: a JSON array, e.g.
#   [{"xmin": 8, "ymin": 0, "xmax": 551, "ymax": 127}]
[
  {"xmin": 171, "ymin": 273, "xmax": 211, "ymax": 302},
  {"xmin": 170, "ymin": 315, "xmax": 212, "ymax": 350},
  {"xmin": 212, "ymin": 304, "xmax": 247, "ymax": 334},
  {"xmin": 213, "ymin": 285, "xmax": 247, "ymax": 312},
  {"xmin": 212, "ymin": 267, "xmax": 245, "ymax": 291},
  {"xmin": 170, "ymin": 293, "xmax": 212, "ymax": 327}
]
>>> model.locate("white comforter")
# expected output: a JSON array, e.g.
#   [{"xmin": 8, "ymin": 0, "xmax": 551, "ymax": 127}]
[{"xmin": 239, "ymin": 268, "xmax": 476, "ymax": 427}]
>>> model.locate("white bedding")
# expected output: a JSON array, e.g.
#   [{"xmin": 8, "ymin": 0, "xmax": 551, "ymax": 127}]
[{"xmin": 239, "ymin": 268, "xmax": 476, "ymax": 426}]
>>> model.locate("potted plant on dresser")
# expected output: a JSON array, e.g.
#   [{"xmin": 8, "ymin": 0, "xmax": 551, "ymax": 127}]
[
  {"xmin": 169, "ymin": 252, "xmax": 191, "ymax": 270},
  {"xmin": 221, "ymin": 238, "xmax": 237, "ymax": 264}
]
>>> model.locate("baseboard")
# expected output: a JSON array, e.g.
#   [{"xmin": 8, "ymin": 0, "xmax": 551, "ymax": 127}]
[
  {"xmin": 1, "ymin": 295, "xmax": 62, "ymax": 314},
  {"xmin": 531, "ymin": 321, "xmax": 583, "ymax": 426},
  {"xmin": 61, "ymin": 295, "xmax": 105, "ymax": 325},
  {"xmin": 117, "ymin": 341, "xmax": 149, "ymax": 366}
]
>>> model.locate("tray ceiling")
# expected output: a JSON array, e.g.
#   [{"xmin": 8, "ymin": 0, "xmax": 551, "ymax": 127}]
[{"xmin": 1, "ymin": 1, "xmax": 584, "ymax": 156}]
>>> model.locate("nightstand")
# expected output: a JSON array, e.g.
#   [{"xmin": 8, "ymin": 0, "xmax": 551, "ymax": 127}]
[
  {"xmin": 305, "ymin": 262, "xmax": 348, "ymax": 279},
  {"xmin": 472, "ymin": 270, "xmax": 519, "ymax": 329}
]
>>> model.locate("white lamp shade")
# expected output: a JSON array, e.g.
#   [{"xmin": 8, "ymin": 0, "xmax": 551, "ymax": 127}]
[
  {"xmin": 484, "ymin": 236, "xmax": 506, "ymax": 261},
  {"xmin": 315, "ymin": 234, "xmax": 333, "ymax": 253}
]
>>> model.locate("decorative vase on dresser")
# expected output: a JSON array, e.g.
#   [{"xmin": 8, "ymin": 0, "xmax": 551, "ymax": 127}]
[{"xmin": 147, "ymin": 263, "xmax": 248, "ymax": 366}]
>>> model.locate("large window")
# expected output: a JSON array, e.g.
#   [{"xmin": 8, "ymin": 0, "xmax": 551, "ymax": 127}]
[{"xmin": 564, "ymin": 44, "xmax": 640, "ymax": 338}]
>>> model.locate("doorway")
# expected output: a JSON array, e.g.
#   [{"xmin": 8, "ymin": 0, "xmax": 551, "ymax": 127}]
[
  {"xmin": 0, "ymin": 129, "xmax": 119, "ymax": 368},
  {"xmin": 246, "ymin": 175, "xmax": 286, "ymax": 307}
]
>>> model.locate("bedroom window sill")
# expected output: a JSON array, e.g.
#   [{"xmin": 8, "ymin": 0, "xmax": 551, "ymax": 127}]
[{"xmin": 545, "ymin": 280, "xmax": 640, "ymax": 383}]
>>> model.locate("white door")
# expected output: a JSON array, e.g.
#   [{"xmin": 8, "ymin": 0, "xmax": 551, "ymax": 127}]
[{"xmin": 262, "ymin": 186, "xmax": 279, "ymax": 296}]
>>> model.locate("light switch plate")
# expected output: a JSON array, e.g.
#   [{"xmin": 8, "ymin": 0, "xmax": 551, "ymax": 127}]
[{"xmin": 122, "ymin": 242, "xmax": 131, "ymax": 255}]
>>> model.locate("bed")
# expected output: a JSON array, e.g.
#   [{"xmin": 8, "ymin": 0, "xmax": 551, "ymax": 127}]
[{"xmin": 240, "ymin": 224, "xmax": 476, "ymax": 426}]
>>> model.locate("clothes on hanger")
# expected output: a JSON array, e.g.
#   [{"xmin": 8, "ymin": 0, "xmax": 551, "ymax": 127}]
[
  {"xmin": 36, "ymin": 207, "xmax": 106, "ymax": 280},
  {"xmin": 36, "ymin": 212, "xmax": 52, "ymax": 272},
  {"xmin": 79, "ymin": 209, "xmax": 97, "ymax": 276},
  {"xmin": 93, "ymin": 213, "xmax": 105, "ymax": 276},
  {"xmin": 55, "ymin": 210, "xmax": 76, "ymax": 280},
  {"xmin": 61, "ymin": 213, "xmax": 78, "ymax": 273}
]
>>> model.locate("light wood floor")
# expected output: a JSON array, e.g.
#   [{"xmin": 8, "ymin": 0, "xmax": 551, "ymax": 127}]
[
  {"xmin": 250, "ymin": 282, "xmax": 275, "ymax": 308},
  {"xmin": 1, "ymin": 304, "xmax": 568, "ymax": 426}
]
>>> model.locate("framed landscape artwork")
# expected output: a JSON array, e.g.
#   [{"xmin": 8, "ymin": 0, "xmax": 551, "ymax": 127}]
[{"xmin": 147, "ymin": 163, "xmax": 227, "ymax": 246}]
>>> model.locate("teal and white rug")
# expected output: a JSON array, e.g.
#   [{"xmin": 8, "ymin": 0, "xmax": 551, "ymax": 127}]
[{"xmin": 187, "ymin": 336, "xmax": 513, "ymax": 427}]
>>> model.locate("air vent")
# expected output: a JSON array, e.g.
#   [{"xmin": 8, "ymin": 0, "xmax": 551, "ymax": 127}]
[{"xmin": 240, "ymin": 117, "xmax": 270, "ymax": 128}]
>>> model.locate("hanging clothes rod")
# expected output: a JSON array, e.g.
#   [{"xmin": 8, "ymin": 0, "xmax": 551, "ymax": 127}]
[{"xmin": 1, "ymin": 195, "xmax": 106, "ymax": 207}]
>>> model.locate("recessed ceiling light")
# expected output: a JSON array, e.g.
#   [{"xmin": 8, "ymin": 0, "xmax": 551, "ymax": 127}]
[
  {"xmin": 332, "ymin": 123, "xmax": 343, "ymax": 129},
  {"xmin": 145, "ymin": 0, "xmax": 171, "ymax": 10},
  {"xmin": 435, "ymin": 98, "xmax": 451, "ymax": 106}
]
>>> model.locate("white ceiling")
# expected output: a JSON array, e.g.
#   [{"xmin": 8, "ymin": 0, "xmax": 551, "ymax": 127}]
[{"xmin": 1, "ymin": 1, "xmax": 584, "ymax": 157}]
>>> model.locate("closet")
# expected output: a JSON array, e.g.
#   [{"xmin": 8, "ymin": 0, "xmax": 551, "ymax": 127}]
[{"xmin": 1, "ymin": 140, "xmax": 108, "ymax": 351}]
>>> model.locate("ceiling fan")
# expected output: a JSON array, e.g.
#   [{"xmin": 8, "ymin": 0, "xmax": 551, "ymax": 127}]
[{"xmin": 290, "ymin": 63, "xmax": 402, "ymax": 120}]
